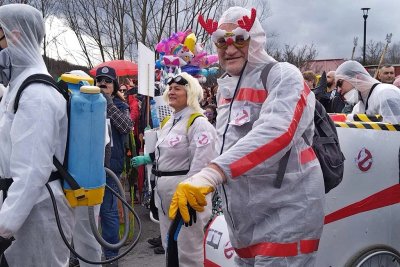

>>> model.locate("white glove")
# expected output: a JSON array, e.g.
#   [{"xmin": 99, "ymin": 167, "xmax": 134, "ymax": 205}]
[
  {"xmin": 169, "ymin": 166, "xmax": 225, "ymax": 222},
  {"xmin": 184, "ymin": 167, "xmax": 225, "ymax": 187}
]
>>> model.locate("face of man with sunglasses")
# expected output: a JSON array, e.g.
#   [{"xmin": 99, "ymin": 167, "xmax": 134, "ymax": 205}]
[
  {"xmin": 96, "ymin": 76, "xmax": 114, "ymax": 96},
  {"xmin": 167, "ymin": 76, "xmax": 188, "ymax": 112},
  {"xmin": 215, "ymin": 23, "xmax": 250, "ymax": 77},
  {"xmin": 336, "ymin": 79, "xmax": 354, "ymax": 96}
]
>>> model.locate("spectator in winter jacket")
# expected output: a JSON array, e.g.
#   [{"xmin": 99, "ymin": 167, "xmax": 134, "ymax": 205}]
[{"xmin": 95, "ymin": 66, "xmax": 132, "ymax": 263}]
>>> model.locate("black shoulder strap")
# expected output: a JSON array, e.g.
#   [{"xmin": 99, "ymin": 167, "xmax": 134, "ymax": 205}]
[
  {"xmin": 261, "ymin": 61, "xmax": 278, "ymax": 89},
  {"xmin": 261, "ymin": 61, "xmax": 288, "ymax": 189},
  {"xmin": 13, "ymin": 74, "xmax": 80, "ymax": 190},
  {"xmin": 13, "ymin": 74, "xmax": 68, "ymax": 113},
  {"xmin": 274, "ymin": 149, "xmax": 291, "ymax": 188},
  {"xmin": 53, "ymin": 156, "xmax": 81, "ymax": 190},
  {"xmin": 365, "ymin": 83, "xmax": 380, "ymax": 112}
]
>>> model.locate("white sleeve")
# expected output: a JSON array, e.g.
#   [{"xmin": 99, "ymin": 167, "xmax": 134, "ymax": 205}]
[
  {"xmin": 0, "ymin": 83, "xmax": 67, "ymax": 237},
  {"xmin": 212, "ymin": 63, "xmax": 315, "ymax": 179}
]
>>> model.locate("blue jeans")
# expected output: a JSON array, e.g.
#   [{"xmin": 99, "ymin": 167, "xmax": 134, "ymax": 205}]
[{"xmin": 100, "ymin": 174, "xmax": 121, "ymax": 258}]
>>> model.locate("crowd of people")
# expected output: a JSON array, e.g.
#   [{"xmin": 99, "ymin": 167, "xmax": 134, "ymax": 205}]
[
  {"xmin": 1, "ymin": 3, "xmax": 400, "ymax": 267},
  {"xmin": 302, "ymin": 63, "xmax": 400, "ymax": 119}
]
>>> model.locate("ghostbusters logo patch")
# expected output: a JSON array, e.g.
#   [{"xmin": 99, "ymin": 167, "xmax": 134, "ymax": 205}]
[
  {"xmin": 195, "ymin": 132, "xmax": 212, "ymax": 147},
  {"xmin": 168, "ymin": 134, "xmax": 183, "ymax": 147},
  {"xmin": 229, "ymin": 106, "xmax": 251, "ymax": 126}
]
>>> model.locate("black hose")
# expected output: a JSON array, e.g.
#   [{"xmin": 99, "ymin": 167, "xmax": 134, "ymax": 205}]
[
  {"xmin": 46, "ymin": 181, "xmax": 142, "ymax": 265},
  {"xmin": 166, "ymin": 212, "xmax": 183, "ymax": 267},
  {"xmin": 88, "ymin": 167, "xmax": 129, "ymax": 250}
]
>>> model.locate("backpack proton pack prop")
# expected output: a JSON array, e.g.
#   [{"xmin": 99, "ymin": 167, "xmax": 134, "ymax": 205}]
[{"xmin": 14, "ymin": 73, "xmax": 107, "ymax": 207}]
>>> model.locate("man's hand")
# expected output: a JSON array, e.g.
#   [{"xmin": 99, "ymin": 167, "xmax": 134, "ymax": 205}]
[
  {"xmin": 169, "ymin": 183, "xmax": 214, "ymax": 223},
  {"xmin": 0, "ymin": 236, "xmax": 14, "ymax": 255},
  {"xmin": 130, "ymin": 154, "xmax": 152, "ymax": 167},
  {"xmin": 169, "ymin": 167, "xmax": 225, "ymax": 223}
]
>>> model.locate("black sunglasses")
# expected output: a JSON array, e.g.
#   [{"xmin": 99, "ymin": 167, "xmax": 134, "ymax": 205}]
[
  {"xmin": 167, "ymin": 75, "xmax": 188, "ymax": 86},
  {"xmin": 336, "ymin": 79, "xmax": 343, "ymax": 88},
  {"xmin": 96, "ymin": 77, "xmax": 113, "ymax": 84}
]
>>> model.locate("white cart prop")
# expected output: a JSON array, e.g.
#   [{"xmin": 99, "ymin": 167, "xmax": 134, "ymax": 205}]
[{"xmin": 205, "ymin": 115, "xmax": 400, "ymax": 267}]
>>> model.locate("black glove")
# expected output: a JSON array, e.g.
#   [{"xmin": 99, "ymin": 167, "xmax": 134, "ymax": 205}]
[
  {"xmin": 101, "ymin": 91, "xmax": 113, "ymax": 106},
  {"xmin": 184, "ymin": 206, "xmax": 197, "ymax": 227},
  {"xmin": 0, "ymin": 236, "xmax": 14, "ymax": 255}
]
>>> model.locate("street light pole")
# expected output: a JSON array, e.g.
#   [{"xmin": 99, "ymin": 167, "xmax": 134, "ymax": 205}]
[{"xmin": 361, "ymin": 8, "xmax": 370, "ymax": 65}]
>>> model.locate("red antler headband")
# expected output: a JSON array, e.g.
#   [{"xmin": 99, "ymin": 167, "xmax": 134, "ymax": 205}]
[
  {"xmin": 198, "ymin": 15, "xmax": 218, "ymax": 35},
  {"xmin": 198, "ymin": 8, "xmax": 257, "ymax": 35},
  {"xmin": 238, "ymin": 8, "xmax": 256, "ymax": 32}
]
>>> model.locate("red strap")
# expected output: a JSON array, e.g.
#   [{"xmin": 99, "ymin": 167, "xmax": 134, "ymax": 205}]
[
  {"xmin": 204, "ymin": 258, "xmax": 221, "ymax": 267},
  {"xmin": 230, "ymin": 83, "xmax": 311, "ymax": 177},
  {"xmin": 235, "ymin": 87, "xmax": 267, "ymax": 103},
  {"xmin": 234, "ymin": 239, "xmax": 319, "ymax": 258},
  {"xmin": 218, "ymin": 98, "xmax": 231, "ymax": 106},
  {"xmin": 300, "ymin": 146, "xmax": 316, "ymax": 164},
  {"xmin": 300, "ymin": 239, "xmax": 320, "ymax": 254}
]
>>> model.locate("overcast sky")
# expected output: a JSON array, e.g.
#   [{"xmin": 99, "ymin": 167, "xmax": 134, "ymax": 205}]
[
  {"xmin": 47, "ymin": 0, "xmax": 399, "ymax": 66},
  {"xmin": 265, "ymin": 0, "xmax": 399, "ymax": 60}
]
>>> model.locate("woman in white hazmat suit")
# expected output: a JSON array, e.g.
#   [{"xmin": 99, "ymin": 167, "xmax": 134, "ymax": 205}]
[
  {"xmin": 131, "ymin": 72, "xmax": 217, "ymax": 267},
  {"xmin": 169, "ymin": 7, "xmax": 325, "ymax": 267},
  {"xmin": 335, "ymin": 60, "xmax": 400, "ymax": 124},
  {"xmin": 0, "ymin": 4, "xmax": 74, "ymax": 266}
]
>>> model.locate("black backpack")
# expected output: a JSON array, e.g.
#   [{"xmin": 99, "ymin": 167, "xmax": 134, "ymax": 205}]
[
  {"xmin": 261, "ymin": 63, "xmax": 345, "ymax": 193},
  {"xmin": 13, "ymin": 74, "xmax": 83, "ymax": 195}
]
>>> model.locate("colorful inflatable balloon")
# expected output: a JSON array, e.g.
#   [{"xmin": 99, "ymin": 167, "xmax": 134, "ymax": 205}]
[
  {"xmin": 183, "ymin": 33, "xmax": 197, "ymax": 53},
  {"xmin": 155, "ymin": 30, "xmax": 219, "ymax": 85}
]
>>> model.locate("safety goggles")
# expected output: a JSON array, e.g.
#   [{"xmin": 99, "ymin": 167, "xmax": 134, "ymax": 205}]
[
  {"xmin": 96, "ymin": 77, "xmax": 113, "ymax": 84},
  {"xmin": 212, "ymin": 28, "xmax": 250, "ymax": 49},
  {"xmin": 167, "ymin": 75, "xmax": 188, "ymax": 86}
]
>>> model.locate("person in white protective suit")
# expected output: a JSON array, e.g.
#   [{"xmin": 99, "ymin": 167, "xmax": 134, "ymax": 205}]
[
  {"xmin": 168, "ymin": 7, "xmax": 325, "ymax": 267},
  {"xmin": 0, "ymin": 4, "xmax": 74, "ymax": 267},
  {"xmin": 335, "ymin": 60, "xmax": 400, "ymax": 124},
  {"xmin": 131, "ymin": 72, "xmax": 217, "ymax": 267}
]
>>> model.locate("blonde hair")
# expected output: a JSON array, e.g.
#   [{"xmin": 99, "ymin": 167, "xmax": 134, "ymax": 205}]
[{"xmin": 163, "ymin": 72, "xmax": 203, "ymax": 113}]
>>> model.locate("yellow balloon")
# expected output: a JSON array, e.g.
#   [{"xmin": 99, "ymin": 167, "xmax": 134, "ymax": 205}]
[{"xmin": 184, "ymin": 33, "xmax": 197, "ymax": 53}]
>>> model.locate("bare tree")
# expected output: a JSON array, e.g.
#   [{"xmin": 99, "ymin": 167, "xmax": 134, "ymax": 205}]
[
  {"xmin": 29, "ymin": 0, "xmax": 59, "ymax": 65},
  {"xmin": 384, "ymin": 41, "xmax": 400, "ymax": 65},
  {"xmin": 55, "ymin": 0, "xmax": 273, "ymax": 67},
  {"xmin": 269, "ymin": 43, "xmax": 318, "ymax": 68},
  {"xmin": 356, "ymin": 40, "xmax": 385, "ymax": 66}
]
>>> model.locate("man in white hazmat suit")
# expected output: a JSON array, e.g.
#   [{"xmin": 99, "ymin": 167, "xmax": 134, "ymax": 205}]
[
  {"xmin": 131, "ymin": 72, "xmax": 217, "ymax": 267},
  {"xmin": 169, "ymin": 7, "xmax": 325, "ymax": 267},
  {"xmin": 335, "ymin": 60, "xmax": 400, "ymax": 124},
  {"xmin": 0, "ymin": 4, "xmax": 74, "ymax": 266}
]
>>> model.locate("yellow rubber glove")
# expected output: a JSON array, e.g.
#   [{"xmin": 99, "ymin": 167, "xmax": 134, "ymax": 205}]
[
  {"xmin": 169, "ymin": 184, "xmax": 214, "ymax": 223},
  {"xmin": 169, "ymin": 167, "xmax": 224, "ymax": 223}
]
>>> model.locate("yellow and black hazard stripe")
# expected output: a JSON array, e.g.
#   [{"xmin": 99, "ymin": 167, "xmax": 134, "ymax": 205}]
[
  {"xmin": 351, "ymin": 114, "xmax": 383, "ymax": 122},
  {"xmin": 335, "ymin": 121, "xmax": 400, "ymax": 131}
]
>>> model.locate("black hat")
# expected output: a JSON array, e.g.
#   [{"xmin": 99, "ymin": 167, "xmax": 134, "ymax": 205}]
[{"xmin": 96, "ymin": 66, "xmax": 117, "ymax": 81}]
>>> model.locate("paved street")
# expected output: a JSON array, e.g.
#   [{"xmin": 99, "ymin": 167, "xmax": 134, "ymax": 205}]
[{"xmin": 119, "ymin": 204, "xmax": 165, "ymax": 267}]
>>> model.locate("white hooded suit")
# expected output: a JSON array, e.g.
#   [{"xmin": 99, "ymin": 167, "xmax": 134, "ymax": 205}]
[
  {"xmin": 211, "ymin": 7, "xmax": 325, "ymax": 267},
  {"xmin": 0, "ymin": 4, "xmax": 73, "ymax": 266},
  {"xmin": 335, "ymin": 60, "xmax": 400, "ymax": 124}
]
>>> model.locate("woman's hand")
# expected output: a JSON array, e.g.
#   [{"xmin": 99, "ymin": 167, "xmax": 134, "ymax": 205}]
[{"xmin": 130, "ymin": 154, "xmax": 152, "ymax": 167}]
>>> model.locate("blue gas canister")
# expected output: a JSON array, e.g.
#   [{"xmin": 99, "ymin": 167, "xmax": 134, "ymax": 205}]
[{"xmin": 64, "ymin": 85, "xmax": 107, "ymax": 207}]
